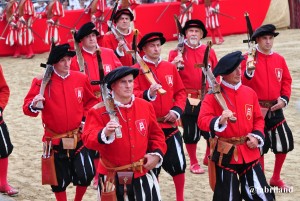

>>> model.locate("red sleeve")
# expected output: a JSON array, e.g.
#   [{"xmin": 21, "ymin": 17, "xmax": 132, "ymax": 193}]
[
  {"xmin": 280, "ymin": 58, "xmax": 292, "ymax": 100},
  {"xmin": 168, "ymin": 49, "xmax": 178, "ymax": 63},
  {"xmin": 23, "ymin": 78, "xmax": 41, "ymax": 117},
  {"xmin": 172, "ymin": 65, "xmax": 187, "ymax": 112},
  {"xmin": 0, "ymin": 66, "xmax": 10, "ymax": 110}
]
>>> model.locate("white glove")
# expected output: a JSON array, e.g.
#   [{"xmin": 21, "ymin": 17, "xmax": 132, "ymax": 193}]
[{"xmin": 209, "ymin": 7, "xmax": 215, "ymax": 13}]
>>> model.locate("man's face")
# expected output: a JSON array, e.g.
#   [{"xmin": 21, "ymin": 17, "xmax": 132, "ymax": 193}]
[
  {"xmin": 256, "ymin": 35, "xmax": 274, "ymax": 53},
  {"xmin": 142, "ymin": 40, "xmax": 161, "ymax": 61},
  {"xmin": 222, "ymin": 65, "xmax": 241, "ymax": 85},
  {"xmin": 186, "ymin": 27, "xmax": 203, "ymax": 46},
  {"xmin": 53, "ymin": 56, "xmax": 72, "ymax": 76},
  {"xmin": 111, "ymin": 74, "xmax": 134, "ymax": 101},
  {"xmin": 116, "ymin": 14, "xmax": 131, "ymax": 30},
  {"xmin": 81, "ymin": 32, "xmax": 97, "ymax": 49}
]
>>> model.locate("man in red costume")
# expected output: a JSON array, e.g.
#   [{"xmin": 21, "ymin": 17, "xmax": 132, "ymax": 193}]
[
  {"xmin": 133, "ymin": 32, "xmax": 187, "ymax": 201},
  {"xmin": 18, "ymin": 0, "xmax": 36, "ymax": 58},
  {"xmin": 82, "ymin": 66, "xmax": 167, "ymax": 200},
  {"xmin": 71, "ymin": 22, "xmax": 122, "ymax": 99},
  {"xmin": 0, "ymin": 64, "xmax": 18, "ymax": 197},
  {"xmin": 241, "ymin": 24, "xmax": 293, "ymax": 190},
  {"xmin": 201, "ymin": 0, "xmax": 224, "ymax": 45},
  {"xmin": 169, "ymin": 19, "xmax": 218, "ymax": 174},
  {"xmin": 70, "ymin": 21, "xmax": 122, "ymax": 188},
  {"xmin": 198, "ymin": 51, "xmax": 275, "ymax": 201},
  {"xmin": 40, "ymin": 0, "xmax": 64, "ymax": 45},
  {"xmin": 102, "ymin": 8, "xmax": 142, "ymax": 66},
  {"xmin": 0, "ymin": 0, "xmax": 19, "ymax": 58},
  {"xmin": 23, "ymin": 43, "xmax": 98, "ymax": 201}
]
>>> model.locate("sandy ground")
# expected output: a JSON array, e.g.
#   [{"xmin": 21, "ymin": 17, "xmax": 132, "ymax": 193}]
[{"xmin": 0, "ymin": 29, "xmax": 299, "ymax": 201}]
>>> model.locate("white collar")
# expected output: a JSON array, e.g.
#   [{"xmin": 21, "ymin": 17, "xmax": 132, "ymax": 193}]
[
  {"xmin": 184, "ymin": 39, "xmax": 202, "ymax": 49},
  {"xmin": 142, "ymin": 55, "xmax": 162, "ymax": 66},
  {"xmin": 53, "ymin": 69, "xmax": 70, "ymax": 79},
  {"xmin": 116, "ymin": 26, "xmax": 132, "ymax": 36},
  {"xmin": 221, "ymin": 80, "xmax": 241, "ymax": 91},
  {"xmin": 112, "ymin": 93, "xmax": 135, "ymax": 108},
  {"xmin": 82, "ymin": 44, "xmax": 99, "ymax": 55},
  {"xmin": 256, "ymin": 44, "xmax": 274, "ymax": 55}
]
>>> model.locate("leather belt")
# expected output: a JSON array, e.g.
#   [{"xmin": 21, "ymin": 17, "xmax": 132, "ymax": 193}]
[
  {"xmin": 259, "ymin": 100, "xmax": 277, "ymax": 108},
  {"xmin": 157, "ymin": 117, "xmax": 176, "ymax": 128},
  {"xmin": 218, "ymin": 136, "xmax": 249, "ymax": 145},
  {"xmin": 100, "ymin": 158, "xmax": 144, "ymax": 173}
]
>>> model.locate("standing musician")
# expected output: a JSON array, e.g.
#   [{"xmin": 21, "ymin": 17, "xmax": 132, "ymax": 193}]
[
  {"xmin": 0, "ymin": 0, "xmax": 20, "ymax": 58},
  {"xmin": 17, "ymin": 0, "xmax": 36, "ymax": 59},
  {"xmin": 102, "ymin": 7, "xmax": 142, "ymax": 66},
  {"xmin": 168, "ymin": 19, "xmax": 218, "ymax": 174},
  {"xmin": 70, "ymin": 22, "xmax": 122, "ymax": 100},
  {"xmin": 200, "ymin": 0, "xmax": 224, "ymax": 45},
  {"xmin": 23, "ymin": 43, "xmax": 98, "ymax": 201},
  {"xmin": 133, "ymin": 32, "xmax": 187, "ymax": 201},
  {"xmin": 39, "ymin": 0, "xmax": 64, "ymax": 45},
  {"xmin": 198, "ymin": 51, "xmax": 275, "ymax": 201},
  {"xmin": 0, "ymin": 64, "xmax": 18, "ymax": 197},
  {"xmin": 70, "ymin": 21, "xmax": 122, "ymax": 189},
  {"xmin": 241, "ymin": 24, "xmax": 293, "ymax": 190},
  {"xmin": 82, "ymin": 66, "xmax": 167, "ymax": 201}
]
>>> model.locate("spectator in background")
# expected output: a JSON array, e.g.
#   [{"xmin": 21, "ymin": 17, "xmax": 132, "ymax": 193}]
[
  {"xmin": 68, "ymin": 0, "xmax": 81, "ymax": 9},
  {"xmin": 33, "ymin": 0, "xmax": 47, "ymax": 12}
]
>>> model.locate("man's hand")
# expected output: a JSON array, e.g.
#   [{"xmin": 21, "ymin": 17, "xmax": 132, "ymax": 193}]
[
  {"xmin": 143, "ymin": 154, "xmax": 160, "ymax": 170},
  {"xmin": 117, "ymin": 40, "xmax": 126, "ymax": 53},
  {"xmin": 104, "ymin": 120, "xmax": 121, "ymax": 137},
  {"xmin": 172, "ymin": 54, "xmax": 184, "ymax": 66},
  {"xmin": 32, "ymin": 94, "xmax": 45, "ymax": 108},
  {"xmin": 246, "ymin": 134, "xmax": 259, "ymax": 149},
  {"xmin": 270, "ymin": 97, "xmax": 285, "ymax": 112},
  {"xmin": 219, "ymin": 109, "xmax": 233, "ymax": 125},
  {"xmin": 149, "ymin": 83, "xmax": 162, "ymax": 98},
  {"xmin": 164, "ymin": 110, "xmax": 177, "ymax": 123}
]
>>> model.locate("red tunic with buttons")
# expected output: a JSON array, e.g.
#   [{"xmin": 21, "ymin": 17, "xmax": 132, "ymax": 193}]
[
  {"xmin": 241, "ymin": 50, "xmax": 292, "ymax": 101},
  {"xmin": 102, "ymin": 30, "xmax": 142, "ymax": 66},
  {"xmin": 0, "ymin": 65, "xmax": 10, "ymax": 111},
  {"xmin": 23, "ymin": 71, "xmax": 98, "ymax": 145},
  {"xmin": 168, "ymin": 43, "xmax": 218, "ymax": 91},
  {"xmin": 132, "ymin": 60, "xmax": 186, "ymax": 128},
  {"xmin": 82, "ymin": 97, "xmax": 167, "ymax": 178},
  {"xmin": 70, "ymin": 47, "xmax": 122, "ymax": 97},
  {"xmin": 198, "ymin": 83, "xmax": 264, "ymax": 164}
]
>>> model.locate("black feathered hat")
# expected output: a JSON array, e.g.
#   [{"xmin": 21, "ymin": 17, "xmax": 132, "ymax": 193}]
[
  {"xmin": 113, "ymin": 8, "xmax": 134, "ymax": 23},
  {"xmin": 213, "ymin": 51, "xmax": 245, "ymax": 77},
  {"xmin": 251, "ymin": 24, "xmax": 279, "ymax": 41},
  {"xmin": 182, "ymin": 19, "xmax": 207, "ymax": 38},
  {"xmin": 137, "ymin": 32, "xmax": 166, "ymax": 51},
  {"xmin": 104, "ymin": 66, "xmax": 139, "ymax": 90},
  {"xmin": 47, "ymin": 43, "xmax": 75, "ymax": 65},
  {"xmin": 74, "ymin": 22, "xmax": 100, "ymax": 43}
]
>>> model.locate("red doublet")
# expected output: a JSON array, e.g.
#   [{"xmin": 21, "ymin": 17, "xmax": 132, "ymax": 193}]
[
  {"xmin": 241, "ymin": 51, "xmax": 292, "ymax": 101},
  {"xmin": 133, "ymin": 60, "xmax": 186, "ymax": 128},
  {"xmin": 204, "ymin": 0, "xmax": 220, "ymax": 29},
  {"xmin": 0, "ymin": 66, "xmax": 10, "ymax": 110},
  {"xmin": 198, "ymin": 83, "xmax": 264, "ymax": 164},
  {"xmin": 102, "ymin": 31, "xmax": 142, "ymax": 66},
  {"xmin": 23, "ymin": 71, "xmax": 98, "ymax": 145},
  {"xmin": 70, "ymin": 47, "xmax": 122, "ymax": 95},
  {"xmin": 82, "ymin": 98, "xmax": 167, "ymax": 178},
  {"xmin": 168, "ymin": 43, "xmax": 218, "ymax": 90}
]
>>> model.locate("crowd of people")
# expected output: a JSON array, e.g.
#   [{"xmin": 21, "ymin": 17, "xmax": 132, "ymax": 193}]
[{"xmin": 0, "ymin": 0, "xmax": 294, "ymax": 201}]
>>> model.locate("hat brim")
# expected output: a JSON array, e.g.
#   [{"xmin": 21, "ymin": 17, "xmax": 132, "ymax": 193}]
[
  {"xmin": 252, "ymin": 31, "xmax": 279, "ymax": 41},
  {"xmin": 106, "ymin": 68, "xmax": 139, "ymax": 90}
]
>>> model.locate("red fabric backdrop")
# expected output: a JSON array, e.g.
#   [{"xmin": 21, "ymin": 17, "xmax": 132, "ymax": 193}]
[{"xmin": 0, "ymin": 0, "xmax": 271, "ymax": 56}]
